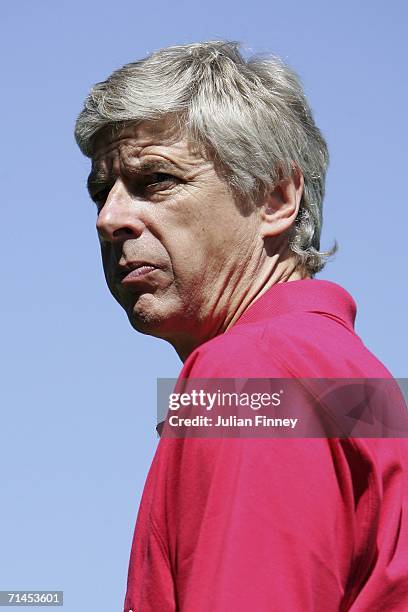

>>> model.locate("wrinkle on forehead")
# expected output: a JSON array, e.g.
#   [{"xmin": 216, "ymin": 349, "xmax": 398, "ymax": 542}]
[
  {"xmin": 92, "ymin": 116, "xmax": 189, "ymax": 160},
  {"xmin": 90, "ymin": 118, "xmax": 209, "ymax": 180}
]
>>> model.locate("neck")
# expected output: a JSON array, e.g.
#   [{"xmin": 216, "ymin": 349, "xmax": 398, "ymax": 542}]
[
  {"xmin": 170, "ymin": 250, "xmax": 309, "ymax": 362},
  {"xmin": 224, "ymin": 260, "xmax": 309, "ymax": 334}
]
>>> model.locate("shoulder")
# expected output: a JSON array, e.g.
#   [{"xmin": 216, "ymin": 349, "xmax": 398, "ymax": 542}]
[{"xmin": 180, "ymin": 325, "xmax": 290, "ymax": 378}]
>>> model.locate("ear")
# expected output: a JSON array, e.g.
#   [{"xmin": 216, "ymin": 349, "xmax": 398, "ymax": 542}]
[{"xmin": 259, "ymin": 164, "xmax": 304, "ymax": 239}]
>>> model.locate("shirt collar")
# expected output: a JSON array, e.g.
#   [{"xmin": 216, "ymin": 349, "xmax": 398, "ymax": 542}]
[
  {"xmin": 156, "ymin": 278, "xmax": 357, "ymax": 436},
  {"xmin": 232, "ymin": 278, "xmax": 356, "ymax": 330}
]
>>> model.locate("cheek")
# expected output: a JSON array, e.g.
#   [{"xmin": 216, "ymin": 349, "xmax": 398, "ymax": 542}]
[
  {"xmin": 165, "ymin": 218, "xmax": 236, "ymax": 279},
  {"xmin": 164, "ymin": 234, "xmax": 226, "ymax": 294},
  {"xmin": 151, "ymin": 186, "xmax": 251, "ymax": 278}
]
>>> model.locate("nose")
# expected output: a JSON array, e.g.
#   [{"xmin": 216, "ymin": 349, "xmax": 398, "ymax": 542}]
[{"xmin": 96, "ymin": 180, "xmax": 145, "ymax": 242}]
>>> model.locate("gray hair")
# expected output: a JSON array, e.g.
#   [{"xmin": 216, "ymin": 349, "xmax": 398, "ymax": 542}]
[{"xmin": 75, "ymin": 40, "xmax": 337, "ymax": 275}]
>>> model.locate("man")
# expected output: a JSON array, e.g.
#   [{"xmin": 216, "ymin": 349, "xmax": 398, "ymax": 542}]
[{"xmin": 75, "ymin": 41, "xmax": 407, "ymax": 610}]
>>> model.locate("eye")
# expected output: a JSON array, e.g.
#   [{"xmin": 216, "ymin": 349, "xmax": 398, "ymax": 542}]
[
  {"xmin": 92, "ymin": 186, "xmax": 111, "ymax": 206},
  {"xmin": 144, "ymin": 173, "xmax": 179, "ymax": 189}
]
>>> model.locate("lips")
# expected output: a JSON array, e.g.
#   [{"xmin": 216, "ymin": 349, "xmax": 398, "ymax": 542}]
[{"xmin": 115, "ymin": 261, "xmax": 162, "ymax": 285}]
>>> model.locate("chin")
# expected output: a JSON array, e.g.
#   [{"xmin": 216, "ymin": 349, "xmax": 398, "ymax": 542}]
[{"xmin": 126, "ymin": 292, "xmax": 180, "ymax": 339}]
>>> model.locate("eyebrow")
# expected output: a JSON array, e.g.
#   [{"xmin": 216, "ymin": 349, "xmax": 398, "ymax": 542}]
[{"xmin": 87, "ymin": 159, "xmax": 181, "ymax": 199}]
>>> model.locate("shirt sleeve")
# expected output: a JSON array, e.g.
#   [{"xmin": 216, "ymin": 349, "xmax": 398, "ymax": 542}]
[
  {"xmin": 152, "ymin": 338, "xmax": 368, "ymax": 611},
  {"xmin": 158, "ymin": 436, "xmax": 360, "ymax": 612}
]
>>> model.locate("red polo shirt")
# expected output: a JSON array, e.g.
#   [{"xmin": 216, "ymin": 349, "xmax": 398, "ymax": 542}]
[{"xmin": 124, "ymin": 279, "xmax": 408, "ymax": 611}]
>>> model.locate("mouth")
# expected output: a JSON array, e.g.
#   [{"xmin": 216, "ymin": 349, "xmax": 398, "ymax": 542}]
[{"xmin": 115, "ymin": 262, "xmax": 163, "ymax": 286}]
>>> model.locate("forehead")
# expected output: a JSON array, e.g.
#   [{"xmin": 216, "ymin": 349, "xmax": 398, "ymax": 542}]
[{"xmin": 91, "ymin": 117, "xmax": 203, "ymax": 168}]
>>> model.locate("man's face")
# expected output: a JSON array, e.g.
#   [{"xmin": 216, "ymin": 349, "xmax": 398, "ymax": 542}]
[{"xmin": 89, "ymin": 119, "xmax": 260, "ymax": 351}]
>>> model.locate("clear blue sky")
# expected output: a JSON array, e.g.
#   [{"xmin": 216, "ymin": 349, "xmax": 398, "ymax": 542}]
[{"xmin": 1, "ymin": 1, "xmax": 407, "ymax": 610}]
